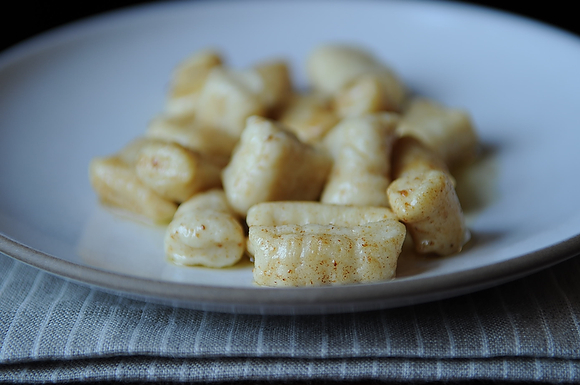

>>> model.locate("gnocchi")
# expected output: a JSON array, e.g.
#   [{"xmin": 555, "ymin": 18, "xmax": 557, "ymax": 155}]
[
  {"xmin": 135, "ymin": 141, "xmax": 223, "ymax": 203},
  {"xmin": 387, "ymin": 170, "xmax": 469, "ymax": 256},
  {"xmin": 250, "ymin": 219, "xmax": 406, "ymax": 286},
  {"xmin": 221, "ymin": 116, "xmax": 331, "ymax": 216},
  {"xmin": 320, "ymin": 113, "xmax": 399, "ymax": 207},
  {"xmin": 165, "ymin": 189, "xmax": 245, "ymax": 267},
  {"xmin": 397, "ymin": 98, "xmax": 479, "ymax": 168},
  {"xmin": 89, "ymin": 44, "xmax": 480, "ymax": 287},
  {"xmin": 89, "ymin": 139, "xmax": 178, "ymax": 223},
  {"xmin": 247, "ymin": 202, "xmax": 405, "ymax": 286}
]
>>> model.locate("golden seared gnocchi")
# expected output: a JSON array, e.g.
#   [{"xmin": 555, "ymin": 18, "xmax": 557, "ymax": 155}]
[{"xmin": 90, "ymin": 44, "xmax": 481, "ymax": 285}]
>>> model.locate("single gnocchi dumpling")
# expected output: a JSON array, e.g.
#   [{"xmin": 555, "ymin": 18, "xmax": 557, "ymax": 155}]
[
  {"xmin": 307, "ymin": 44, "xmax": 407, "ymax": 112},
  {"xmin": 387, "ymin": 169, "xmax": 469, "ymax": 256},
  {"xmin": 89, "ymin": 139, "xmax": 177, "ymax": 223},
  {"xmin": 164, "ymin": 189, "xmax": 245, "ymax": 268},
  {"xmin": 135, "ymin": 141, "xmax": 223, "ymax": 203},
  {"xmin": 195, "ymin": 68, "xmax": 268, "ymax": 137},
  {"xmin": 247, "ymin": 201, "xmax": 398, "ymax": 227},
  {"xmin": 165, "ymin": 49, "xmax": 223, "ymax": 119},
  {"xmin": 321, "ymin": 113, "xmax": 399, "ymax": 207},
  {"xmin": 253, "ymin": 60, "xmax": 293, "ymax": 113},
  {"xmin": 146, "ymin": 114, "xmax": 237, "ymax": 165},
  {"xmin": 396, "ymin": 98, "xmax": 479, "ymax": 168},
  {"xmin": 391, "ymin": 135, "xmax": 454, "ymax": 184},
  {"xmin": 248, "ymin": 202, "xmax": 406, "ymax": 286},
  {"xmin": 222, "ymin": 116, "xmax": 332, "ymax": 216},
  {"xmin": 278, "ymin": 93, "xmax": 339, "ymax": 144},
  {"xmin": 194, "ymin": 60, "xmax": 293, "ymax": 137},
  {"xmin": 333, "ymin": 75, "xmax": 396, "ymax": 118}
]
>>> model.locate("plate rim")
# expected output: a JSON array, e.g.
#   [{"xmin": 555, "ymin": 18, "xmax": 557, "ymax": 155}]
[{"xmin": 2, "ymin": 232, "xmax": 580, "ymax": 313}]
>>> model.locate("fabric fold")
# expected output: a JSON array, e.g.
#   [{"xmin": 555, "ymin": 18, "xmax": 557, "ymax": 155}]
[{"xmin": 3, "ymin": 356, "xmax": 580, "ymax": 383}]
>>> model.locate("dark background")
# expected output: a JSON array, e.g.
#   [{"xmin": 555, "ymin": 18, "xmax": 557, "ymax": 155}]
[{"xmin": 0, "ymin": 1, "xmax": 577, "ymax": 53}]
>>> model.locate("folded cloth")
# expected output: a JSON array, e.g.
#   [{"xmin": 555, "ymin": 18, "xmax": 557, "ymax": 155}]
[{"xmin": 1, "ymin": 252, "xmax": 580, "ymax": 384}]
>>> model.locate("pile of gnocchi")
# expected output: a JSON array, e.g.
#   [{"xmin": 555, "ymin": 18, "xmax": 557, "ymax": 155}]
[{"xmin": 89, "ymin": 45, "xmax": 479, "ymax": 287}]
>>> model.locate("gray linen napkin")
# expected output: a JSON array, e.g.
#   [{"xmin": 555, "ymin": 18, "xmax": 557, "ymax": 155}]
[{"xmin": 1, "ymin": 252, "xmax": 580, "ymax": 383}]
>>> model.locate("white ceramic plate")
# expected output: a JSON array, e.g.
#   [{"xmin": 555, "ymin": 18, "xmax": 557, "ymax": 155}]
[{"xmin": 1, "ymin": 0, "xmax": 580, "ymax": 314}]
